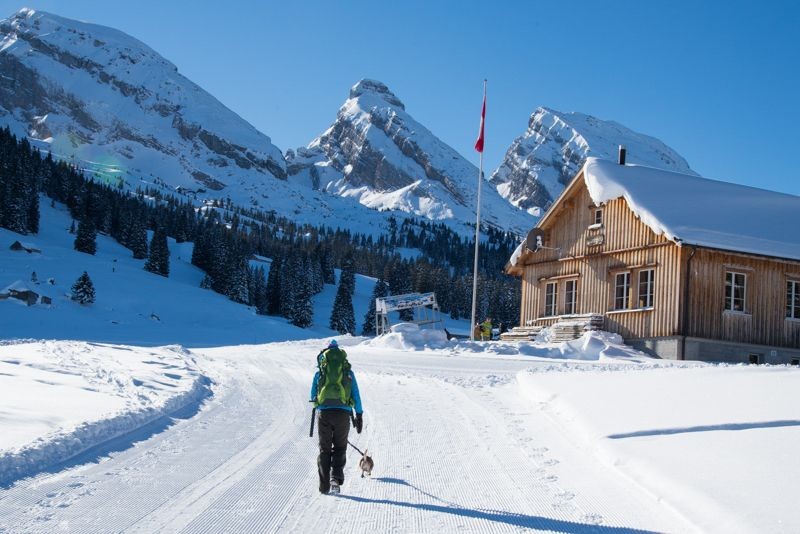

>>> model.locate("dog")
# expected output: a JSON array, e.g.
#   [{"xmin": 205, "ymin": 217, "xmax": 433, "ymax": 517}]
[{"xmin": 358, "ymin": 449, "xmax": 374, "ymax": 478}]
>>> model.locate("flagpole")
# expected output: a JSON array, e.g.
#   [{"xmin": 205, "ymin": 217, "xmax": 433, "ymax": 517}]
[{"xmin": 470, "ymin": 79, "xmax": 486, "ymax": 341}]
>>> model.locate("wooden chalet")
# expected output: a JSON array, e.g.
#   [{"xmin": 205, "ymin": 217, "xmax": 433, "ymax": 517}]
[{"xmin": 506, "ymin": 152, "xmax": 800, "ymax": 364}]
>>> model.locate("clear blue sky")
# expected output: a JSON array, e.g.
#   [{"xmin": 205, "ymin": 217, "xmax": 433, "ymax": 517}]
[{"xmin": 3, "ymin": 1, "xmax": 799, "ymax": 194}]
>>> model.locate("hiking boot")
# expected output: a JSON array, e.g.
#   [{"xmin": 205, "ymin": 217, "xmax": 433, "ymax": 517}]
[{"xmin": 329, "ymin": 479, "xmax": 341, "ymax": 495}]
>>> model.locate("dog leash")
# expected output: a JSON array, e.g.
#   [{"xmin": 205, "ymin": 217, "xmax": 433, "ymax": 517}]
[{"xmin": 347, "ymin": 440, "xmax": 365, "ymax": 455}]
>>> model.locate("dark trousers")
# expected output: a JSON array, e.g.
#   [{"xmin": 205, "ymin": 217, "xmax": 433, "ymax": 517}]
[{"xmin": 317, "ymin": 409, "xmax": 351, "ymax": 492}]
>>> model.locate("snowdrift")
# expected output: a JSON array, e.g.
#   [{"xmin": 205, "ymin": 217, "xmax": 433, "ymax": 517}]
[
  {"xmin": 364, "ymin": 324, "xmax": 654, "ymax": 363},
  {"xmin": 0, "ymin": 341, "xmax": 211, "ymax": 486}
]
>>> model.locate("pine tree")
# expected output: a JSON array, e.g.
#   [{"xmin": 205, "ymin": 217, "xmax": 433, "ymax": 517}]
[
  {"xmin": 129, "ymin": 217, "xmax": 148, "ymax": 259},
  {"xmin": 74, "ymin": 216, "xmax": 97, "ymax": 255},
  {"xmin": 71, "ymin": 271, "xmax": 96, "ymax": 305},
  {"xmin": 144, "ymin": 227, "xmax": 169, "ymax": 277},
  {"xmin": 290, "ymin": 258, "xmax": 314, "ymax": 328},
  {"xmin": 362, "ymin": 278, "xmax": 389, "ymax": 335},
  {"xmin": 253, "ymin": 266, "xmax": 268, "ymax": 314},
  {"xmin": 330, "ymin": 259, "xmax": 356, "ymax": 335},
  {"xmin": 265, "ymin": 255, "xmax": 282, "ymax": 315},
  {"xmin": 227, "ymin": 254, "xmax": 249, "ymax": 304}
]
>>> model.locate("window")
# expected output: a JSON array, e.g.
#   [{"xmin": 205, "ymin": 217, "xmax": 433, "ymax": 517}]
[
  {"xmin": 638, "ymin": 269, "xmax": 655, "ymax": 308},
  {"xmin": 787, "ymin": 280, "xmax": 800, "ymax": 319},
  {"xmin": 565, "ymin": 280, "xmax": 577, "ymax": 315},
  {"xmin": 544, "ymin": 281, "xmax": 558, "ymax": 316},
  {"xmin": 725, "ymin": 272, "xmax": 746, "ymax": 312},
  {"xmin": 614, "ymin": 272, "xmax": 631, "ymax": 310},
  {"xmin": 594, "ymin": 209, "xmax": 603, "ymax": 225}
]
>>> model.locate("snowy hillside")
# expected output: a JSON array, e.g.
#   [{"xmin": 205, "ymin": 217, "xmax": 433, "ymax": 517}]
[
  {"xmin": 287, "ymin": 79, "xmax": 535, "ymax": 234},
  {"xmin": 0, "ymin": 8, "xmax": 286, "ymax": 200},
  {"xmin": 0, "ymin": 197, "xmax": 356, "ymax": 345},
  {"xmin": 490, "ymin": 107, "xmax": 695, "ymax": 215},
  {"xmin": 0, "ymin": 195, "xmax": 476, "ymax": 346}
]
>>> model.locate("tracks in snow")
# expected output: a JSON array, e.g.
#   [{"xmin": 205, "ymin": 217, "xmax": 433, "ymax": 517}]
[{"xmin": 0, "ymin": 342, "xmax": 693, "ymax": 533}]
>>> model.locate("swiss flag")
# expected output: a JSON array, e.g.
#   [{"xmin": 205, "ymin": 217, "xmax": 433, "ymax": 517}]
[{"xmin": 474, "ymin": 92, "xmax": 486, "ymax": 153}]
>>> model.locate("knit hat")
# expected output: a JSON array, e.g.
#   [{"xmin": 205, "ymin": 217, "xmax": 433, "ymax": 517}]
[{"xmin": 328, "ymin": 339, "xmax": 338, "ymax": 348}]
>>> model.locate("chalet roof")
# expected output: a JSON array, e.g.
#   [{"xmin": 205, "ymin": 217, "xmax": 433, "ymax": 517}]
[
  {"xmin": 582, "ymin": 158, "xmax": 800, "ymax": 261},
  {"xmin": 1, "ymin": 280, "xmax": 33, "ymax": 294}
]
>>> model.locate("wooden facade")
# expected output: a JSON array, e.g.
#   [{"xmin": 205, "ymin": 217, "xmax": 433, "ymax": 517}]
[{"xmin": 508, "ymin": 167, "xmax": 800, "ymax": 361}]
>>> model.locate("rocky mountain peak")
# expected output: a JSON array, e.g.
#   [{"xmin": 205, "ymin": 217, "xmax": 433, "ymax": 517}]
[
  {"xmin": 348, "ymin": 79, "xmax": 404, "ymax": 110},
  {"xmin": 490, "ymin": 106, "xmax": 694, "ymax": 215}
]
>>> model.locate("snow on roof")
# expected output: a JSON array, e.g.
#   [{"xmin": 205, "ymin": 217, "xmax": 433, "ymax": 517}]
[
  {"xmin": 509, "ymin": 240, "xmax": 525, "ymax": 267},
  {"xmin": 583, "ymin": 158, "xmax": 800, "ymax": 261},
  {"xmin": 1, "ymin": 280, "xmax": 33, "ymax": 293}
]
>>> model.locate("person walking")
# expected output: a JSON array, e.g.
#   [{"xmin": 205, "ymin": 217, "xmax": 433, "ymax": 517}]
[
  {"xmin": 481, "ymin": 317, "xmax": 493, "ymax": 341},
  {"xmin": 310, "ymin": 339, "xmax": 364, "ymax": 494}
]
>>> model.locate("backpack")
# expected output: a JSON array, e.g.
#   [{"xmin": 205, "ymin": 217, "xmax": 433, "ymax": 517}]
[{"xmin": 315, "ymin": 347, "xmax": 353, "ymax": 408}]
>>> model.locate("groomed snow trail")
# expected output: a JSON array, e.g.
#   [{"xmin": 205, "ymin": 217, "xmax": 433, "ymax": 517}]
[{"xmin": 0, "ymin": 339, "xmax": 695, "ymax": 533}]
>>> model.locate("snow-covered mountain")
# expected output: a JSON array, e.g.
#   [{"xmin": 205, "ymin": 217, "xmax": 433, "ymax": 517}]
[
  {"xmin": 0, "ymin": 8, "xmax": 289, "ymax": 203},
  {"xmin": 490, "ymin": 107, "xmax": 695, "ymax": 215},
  {"xmin": 286, "ymin": 79, "xmax": 535, "ymax": 234}
]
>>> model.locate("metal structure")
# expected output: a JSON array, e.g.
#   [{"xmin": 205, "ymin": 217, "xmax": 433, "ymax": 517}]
[{"xmin": 375, "ymin": 292, "xmax": 442, "ymax": 336}]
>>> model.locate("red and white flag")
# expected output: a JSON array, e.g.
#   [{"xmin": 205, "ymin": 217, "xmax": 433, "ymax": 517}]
[{"xmin": 474, "ymin": 89, "xmax": 486, "ymax": 153}]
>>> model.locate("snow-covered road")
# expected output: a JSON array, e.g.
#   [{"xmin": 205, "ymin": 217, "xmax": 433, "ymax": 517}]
[{"xmin": 0, "ymin": 339, "xmax": 694, "ymax": 533}]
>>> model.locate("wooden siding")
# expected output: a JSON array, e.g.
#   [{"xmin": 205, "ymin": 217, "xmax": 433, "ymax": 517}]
[
  {"xmin": 518, "ymin": 175, "xmax": 682, "ymax": 339},
  {"xmin": 521, "ymin": 246, "xmax": 683, "ymax": 339},
  {"xmin": 684, "ymin": 248, "xmax": 800, "ymax": 348}
]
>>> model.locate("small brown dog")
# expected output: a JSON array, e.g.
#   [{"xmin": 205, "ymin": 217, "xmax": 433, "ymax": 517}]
[{"xmin": 358, "ymin": 450, "xmax": 374, "ymax": 478}]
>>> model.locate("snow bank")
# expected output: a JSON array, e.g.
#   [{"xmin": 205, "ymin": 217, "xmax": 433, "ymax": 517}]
[
  {"xmin": 364, "ymin": 326, "xmax": 653, "ymax": 363},
  {"xmin": 362, "ymin": 322, "xmax": 449, "ymax": 351},
  {"xmin": 0, "ymin": 341, "xmax": 212, "ymax": 486},
  {"xmin": 457, "ymin": 330, "xmax": 655, "ymax": 362}
]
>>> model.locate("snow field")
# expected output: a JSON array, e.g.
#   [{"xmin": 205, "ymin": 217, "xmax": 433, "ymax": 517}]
[
  {"xmin": 0, "ymin": 341, "xmax": 211, "ymax": 487},
  {"xmin": 519, "ymin": 364, "xmax": 800, "ymax": 533}
]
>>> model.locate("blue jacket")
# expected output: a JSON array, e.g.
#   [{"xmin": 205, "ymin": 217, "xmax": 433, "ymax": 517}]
[{"xmin": 310, "ymin": 370, "xmax": 363, "ymax": 414}]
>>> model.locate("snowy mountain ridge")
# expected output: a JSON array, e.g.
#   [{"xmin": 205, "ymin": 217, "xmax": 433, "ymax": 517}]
[
  {"xmin": 490, "ymin": 106, "xmax": 696, "ymax": 215},
  {"xmin": 0, "ymin": 8, "xmax": 697, "ymax": 238},
  {"xmin": 286, "ymin": 79, "xmax": 536, "ymax": 234},
  {"xmin": 0, "ymin": 8, "xmax": 287, "ymax": 199}
]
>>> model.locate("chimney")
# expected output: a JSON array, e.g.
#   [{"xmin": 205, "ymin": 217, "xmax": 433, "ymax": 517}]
[{"xmin": 618, "ymin": 145, "xmax": 627, "ymax": 165}]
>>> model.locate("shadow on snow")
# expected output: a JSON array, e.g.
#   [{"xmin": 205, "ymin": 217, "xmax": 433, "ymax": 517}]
[
  {"xmin": 335, "ymin": 477, "xmax": 659, "ymax": 533},
  {"xmin": 607, "ymin": 419, "xmax": 800, "ymax": 439}
]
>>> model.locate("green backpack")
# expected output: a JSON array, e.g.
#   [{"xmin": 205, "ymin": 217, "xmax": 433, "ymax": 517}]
[{"xmin": 315, "ymin": 347, "xmax": 353, "ymax": 408}]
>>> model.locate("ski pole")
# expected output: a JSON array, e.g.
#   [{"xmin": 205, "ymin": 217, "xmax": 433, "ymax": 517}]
[{"xmin": 309, "ymin": 407, "xmax": 316, "ymax": 438}]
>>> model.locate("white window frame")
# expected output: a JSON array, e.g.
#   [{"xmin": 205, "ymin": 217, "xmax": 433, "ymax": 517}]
[
  {"xmin": 638, "ymin": 269, "xmax": 655, "ymax": 308},
  {"xmin": 787, "ymin": 280, "xmax": 800, "ymax": 320},
  {"xmin": 614, "ymin": 272, "xmax": 631, "ymax": 310},
  {"xmin": 564, "ymin": 279, "xmax": 577, "ymax": 315},
  {"xmin": 544, "ymin": 281, "xmax": 558, "ymax": 317},
  {"xmin": 725, "ymin": 271, "xmax": 747, "ymax": 313}
]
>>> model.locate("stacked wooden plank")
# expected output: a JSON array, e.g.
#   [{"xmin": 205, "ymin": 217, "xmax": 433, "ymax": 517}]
[
  {"xmin": 549, "ymin": 314, "xmax": 604, "ymax": 342},
  {"xmin": 499, "ymin": 325, "xmax": 544, "ymax": 341}
]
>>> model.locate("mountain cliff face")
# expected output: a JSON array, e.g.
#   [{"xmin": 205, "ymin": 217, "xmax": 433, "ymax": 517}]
[
  {"xmin": 286, "ymin": 79, "xmax": 534, "ymax": 233},
  {"xmin": 489, "ymin": 107, "xmax": 695, "ymax": 215},
  {"xmin": 0, "ymin": 8, "xmax": 286, "ymax": 205}
]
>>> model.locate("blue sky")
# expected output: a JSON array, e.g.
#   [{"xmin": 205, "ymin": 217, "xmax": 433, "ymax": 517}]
[{"xmin": 2, "ymin": 1, "xmax": 798, "ymax": 194}]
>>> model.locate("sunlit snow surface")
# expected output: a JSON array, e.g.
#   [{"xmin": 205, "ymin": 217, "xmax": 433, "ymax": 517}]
[{"xmin": 1, "ymin": 329, "xmax": 799, "ymax": 532}]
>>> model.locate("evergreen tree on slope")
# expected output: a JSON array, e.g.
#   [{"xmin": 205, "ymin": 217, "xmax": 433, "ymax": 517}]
[
  {"xmin": 362, "ymin": 278, "xmax": 389, "ymax": 336},
  {"xmin": 71, "ymin": 271, "xmax": 95, "ymax": 305}
]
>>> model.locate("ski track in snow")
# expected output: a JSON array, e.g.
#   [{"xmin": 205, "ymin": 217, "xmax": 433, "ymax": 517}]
[{"xmin": 0, "ymin": 341, "xmax": 693, "ymax": 533}]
